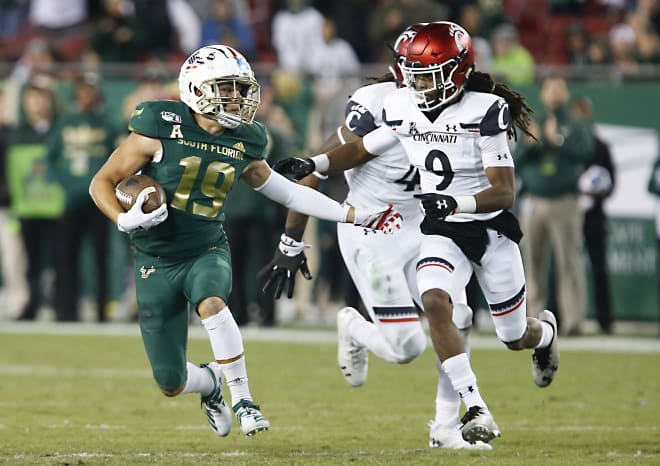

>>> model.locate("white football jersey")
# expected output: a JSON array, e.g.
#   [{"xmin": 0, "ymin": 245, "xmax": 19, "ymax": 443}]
[
  {"xmin": 376, "ymin": 88, "xmax": 515, "ymax": 222},
  {"xmin": 342, "ymin": 82, "xmax": 422, "ymax": 221}
]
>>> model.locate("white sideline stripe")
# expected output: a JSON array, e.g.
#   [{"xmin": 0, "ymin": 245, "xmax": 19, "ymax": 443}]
[
  {"xmin": 11, "ymin": 449, "xmax": 656, "ymax": 460},
  {"xmin": 1, "ymin": 322, "xmax": 660, "ymax": 353},
  {"xmin": 0, "ymin": 365, "xmax": 151, "ymax": 378}
]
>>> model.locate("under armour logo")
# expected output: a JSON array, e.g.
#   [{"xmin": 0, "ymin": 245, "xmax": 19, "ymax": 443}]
[
  {"xmin": 140, "ymin": 265, "xmax": 155, "ymax": 279},
  {"xmin": 437, "ymin": 199, "xmax": 449, "ymax": 209},
  {"xmin": 409, "ymin": 121, "xmax": 419, "ymax": 135},
  {"xmin": 446, "ymin": 124, "xmax": 457, "ymax": 132}
]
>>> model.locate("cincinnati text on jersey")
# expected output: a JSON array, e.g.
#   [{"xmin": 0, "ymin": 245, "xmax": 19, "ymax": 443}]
[
  {"xmin": 412, "ymin": 131, "xmax": 458, "ymax": 144},
  {"xmin": 176, "ymin": 139, "xmax": 244, "ymax": 160}
]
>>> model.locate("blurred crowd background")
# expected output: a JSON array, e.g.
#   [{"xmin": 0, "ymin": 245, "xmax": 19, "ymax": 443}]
[{"xmin": 0, "ymin": 0, "xmax": 658, "ymax": 334}]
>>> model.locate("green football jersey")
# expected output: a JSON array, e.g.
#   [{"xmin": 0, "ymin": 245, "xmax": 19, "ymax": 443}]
[{"xmin": 127, "ymin": 100, "xmax": 269, "ymax": 258}]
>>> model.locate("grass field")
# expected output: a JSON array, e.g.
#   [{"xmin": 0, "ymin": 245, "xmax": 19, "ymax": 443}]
[{"xmin": 1, "ymin": 326, "xmax": 659, "ymax": 465}]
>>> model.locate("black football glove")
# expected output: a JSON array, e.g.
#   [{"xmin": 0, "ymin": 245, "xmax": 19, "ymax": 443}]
[
  {"xmin": 271, "ymin": 157, "xmax": 316, "ymax": 180},
  {"xmin": 414, "ymin": 193, "xmax": 458, "ymax": 220},
  {"xmin": 258, "ymin": 234, "xmax": 313, "ymax": 299}
]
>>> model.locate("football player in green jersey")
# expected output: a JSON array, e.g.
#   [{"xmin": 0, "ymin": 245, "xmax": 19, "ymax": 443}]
[{"xmin": 89, "ymin": 44, "xmax": 402, "ymax": 438}]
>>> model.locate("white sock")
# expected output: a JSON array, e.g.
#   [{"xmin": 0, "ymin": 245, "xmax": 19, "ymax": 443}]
[
  {"xmin": 433, "ymin": 357, "xmax": 461, "ymax": 429},
  {"xmin": 180, "ymin": 362, "xmax": 215, "ymax": 396},
  {"xmin": 442, "ymin": 353, "xmax": 487, "ymax": 411},
  {"xmin": 201, "ymin": 307, "xmax": 251, "ymax": 407},
  {"xmin": 536, "ymin": 321, "xmax": 555, "ymax": 348},
  {"xmin": 222, "ymin": 358, "xmax": 252, "ymax": 406},
  {"xmin": 201, "ymin": 307, "xmax": 244, "ymax": 360}
]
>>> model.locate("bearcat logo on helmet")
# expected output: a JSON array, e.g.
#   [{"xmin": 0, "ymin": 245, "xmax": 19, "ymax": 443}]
[
  {"xmin": 394, "ymin": 29, "xmax": 417, "ymax": 52},
  {"xmin": 449, "ymin": 23, "xmax": 470, "ymax": 56}
]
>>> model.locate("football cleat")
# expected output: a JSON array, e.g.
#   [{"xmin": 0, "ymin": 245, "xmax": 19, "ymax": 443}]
[
  {"xmin": 460, "ymin": 406, "xmax": 501, "ymax": 444},
  {"xmin": 200, "ymin": 362, "xmax": 232, "ymax": 437},
  {"xmin": 233, "ymin": 399, "xmax": 270, "ymax": 436},
  {"xmin": 337, "ymin": 307, "xmax": 368, "ymax": 387},
  {"xmin": 532, "ymin": 310, "xmax": 560, "ymax": 388},
  {"xmin": 429, "ymin": 421, "xmax": 492, "ymax": 450}
]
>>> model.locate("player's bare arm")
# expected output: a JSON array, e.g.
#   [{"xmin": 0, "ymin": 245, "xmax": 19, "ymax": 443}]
[
  {"xmin": 89, "ymin": 132, "xmax": 160, "ymax": 224},
  {"xmin": 284, "ymin": 125, "xmax": 357, "ymax": 231},
  {"xmin": 272, "ymin": 135, "xmax": 377, "ymax": 180},
  {"xmin": 476, "ymin": 166, "xmax": 516, "ymax": 212}
]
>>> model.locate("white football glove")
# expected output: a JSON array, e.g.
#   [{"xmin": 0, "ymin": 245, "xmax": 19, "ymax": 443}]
[
  {"xmin": 117, "ymin": 187, "xmax": 168, "ymax": 233},
  {"xmin": 351, "ymin": 204, "xmax": 403, "ymax": 234}
]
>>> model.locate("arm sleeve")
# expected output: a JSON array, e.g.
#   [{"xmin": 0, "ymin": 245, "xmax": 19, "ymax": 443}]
[
  {"xmin": 362, "ymin": 125, "xmax": 398, "ymax": 156},
  {"xmin": 479, "ymin": 131, "xmax": 514, "ymax": 168},
  {"xmin": 254, "ymin": 169, "xmax": 349, "ymax": 222}
]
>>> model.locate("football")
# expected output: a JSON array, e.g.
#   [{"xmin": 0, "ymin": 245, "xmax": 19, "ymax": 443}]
[{"xmin": 115, "ymin": 174, "xmax": 167, "ymax": 213}]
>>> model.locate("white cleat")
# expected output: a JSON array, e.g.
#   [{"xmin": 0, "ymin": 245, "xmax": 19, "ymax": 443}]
[
  {"xmin": 429, "ymin": 421, "xmax": 492, "ymax": 450},
  {"xmin": 460, "ymin": 406, "xmax": 501, "ymax": 444},
  {"xmin": 233, "ymin": 399, "xmax": 270, "ymax": 437},
  {"xmin": 200, "ymin": 362, "xmax": 232, "ymax": 437},
  {"xmin": 337, "ymin": 307, "xmax": 368, "ymax": 387},
  {"xmin": 532, "ymin": 310, "xmax": 560, "ymax": 388}
]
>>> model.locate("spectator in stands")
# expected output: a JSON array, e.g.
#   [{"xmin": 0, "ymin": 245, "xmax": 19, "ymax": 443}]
[
  {"xmin": 4, "ymin": 38, "xmax": 58, "ymax": 127},
  {"xmin": 272, "ymin": 0, "xmax": 324, "ymax": 74},
  {"xmin": 367, "ymin": 0, "xmax": 448, "ymax": 63},
  {"xmin": 573, "ymin": 96, "xmax": 616, "ymax": 335},
  {"xmin": 490, "ymin": 23, "xmax": 535, "ymax": 86},
  {"xmin": 566, "ymin": 23, "xmax": 590, "ymax": 65},
  {"xmin": 28, "ymin": 0, "xmax": 89, "ymax": 61},
  {"xmin": 0, "ymin": 86, "xmax": 29, "ymax": 319},
  {"xmin": 121, "ymin": 60, "xmax": 176, "ymax": 122},
  {"xmin": 308, "ymin": 16, "xmax": 360, "ymax": 142},
  {"xmin": 200, "ymin": 0, "xmax": 256, "ymax": 60},
  {"xmin": 515, "ymin": 76, "xmax": 594, "ymax": 336},
  {"xmin": 9, "ymin": 37, "xmax": 56, "ymax": 87},
  {"xmin": 459, "ymin": 4, "xmax": 493, "ymax": 72},
  {"xmin": 586, "ymin": 35, "xmax": 612, "ymax": 65},
  {"xmin": 48, "ymin": 75, "xmax": 116, "ymax": 322},
  {"xmin": 8, "ymin": 76, "xmax": 64, "ymax": 321},
  {"xmin": 609, "ymin": 23, "xmax": 638, "ymax": 73},
  {"xmin": 271, "ymin": 69, "xmax": 314, "ymax": 150},
  {"xmin": 133, "ymin": 0, "xmax": 201, "ymax": 57},
  {"xmin": 0, "ymin": 0, "xmax": 29, "ymax": 41},
  {"xmin": 89, "ymin": 0, "xmax": 144, "ymax": 63},
  {"xmin": 635, "ymin": 28, "xmax": 660, "ymax": 64}
]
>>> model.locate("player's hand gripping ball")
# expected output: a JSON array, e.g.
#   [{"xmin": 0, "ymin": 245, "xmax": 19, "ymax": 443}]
[{"xmin": 115, "ymin": 174, "xmax": 167, "ymax": 213}]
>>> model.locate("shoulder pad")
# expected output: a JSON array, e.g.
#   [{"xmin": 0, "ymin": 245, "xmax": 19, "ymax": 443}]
[
  {"xmin": 229, "ymin": 120, "xmax": 269, "ymax": 160},
  {"xmin": 128, "ymin": 100, "xmax": 188, "ymax": 139},
  {"xmin": 345, "ymin": 99, "xmax": 377, "ymax": 136},
  {"xmin": 480, "ymin": 99, "xmax": 511, "ymax": 136}
]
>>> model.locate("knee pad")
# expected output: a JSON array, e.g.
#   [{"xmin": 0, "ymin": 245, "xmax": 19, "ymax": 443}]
[
  {"xmin": 153, "ymin": 366, "xmax": 186, "ymax": 394},
  {"xmin": 386, "ymin": 328, "xmax": 427, "ymax": 364}
]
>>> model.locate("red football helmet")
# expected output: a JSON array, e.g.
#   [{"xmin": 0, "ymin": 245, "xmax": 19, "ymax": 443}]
[
  {"xmin": 400, "ymin": 22, "xmax": 475, "ymax": 110},
  {"xmin": 389, "ymin": 23, "xmax": 427, "ymax": 87}
]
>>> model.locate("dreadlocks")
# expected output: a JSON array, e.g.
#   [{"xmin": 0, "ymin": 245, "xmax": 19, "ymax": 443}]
[{"xmin": 465, "ymin": 71, "xmax": 535, "ymax": 141}]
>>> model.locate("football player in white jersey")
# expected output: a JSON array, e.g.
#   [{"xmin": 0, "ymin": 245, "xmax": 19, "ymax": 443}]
[
  {"xmin": 272, "ymin": 22, "xmax": 560, "ymax": 444},
  {"xmin": 261, "ymin": 25, "xmax": 490, "ymax": 450}
]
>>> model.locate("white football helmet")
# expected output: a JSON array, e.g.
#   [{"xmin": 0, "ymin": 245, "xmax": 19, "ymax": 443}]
[{"xmin": 178, "ymin": 45, "xmax": 260, "ymax": 128}]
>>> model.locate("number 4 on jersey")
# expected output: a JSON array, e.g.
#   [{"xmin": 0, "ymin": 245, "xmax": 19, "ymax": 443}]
[{"xmin": 394, "ymin": 165, "xmax": 420, "ymax": 191}]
